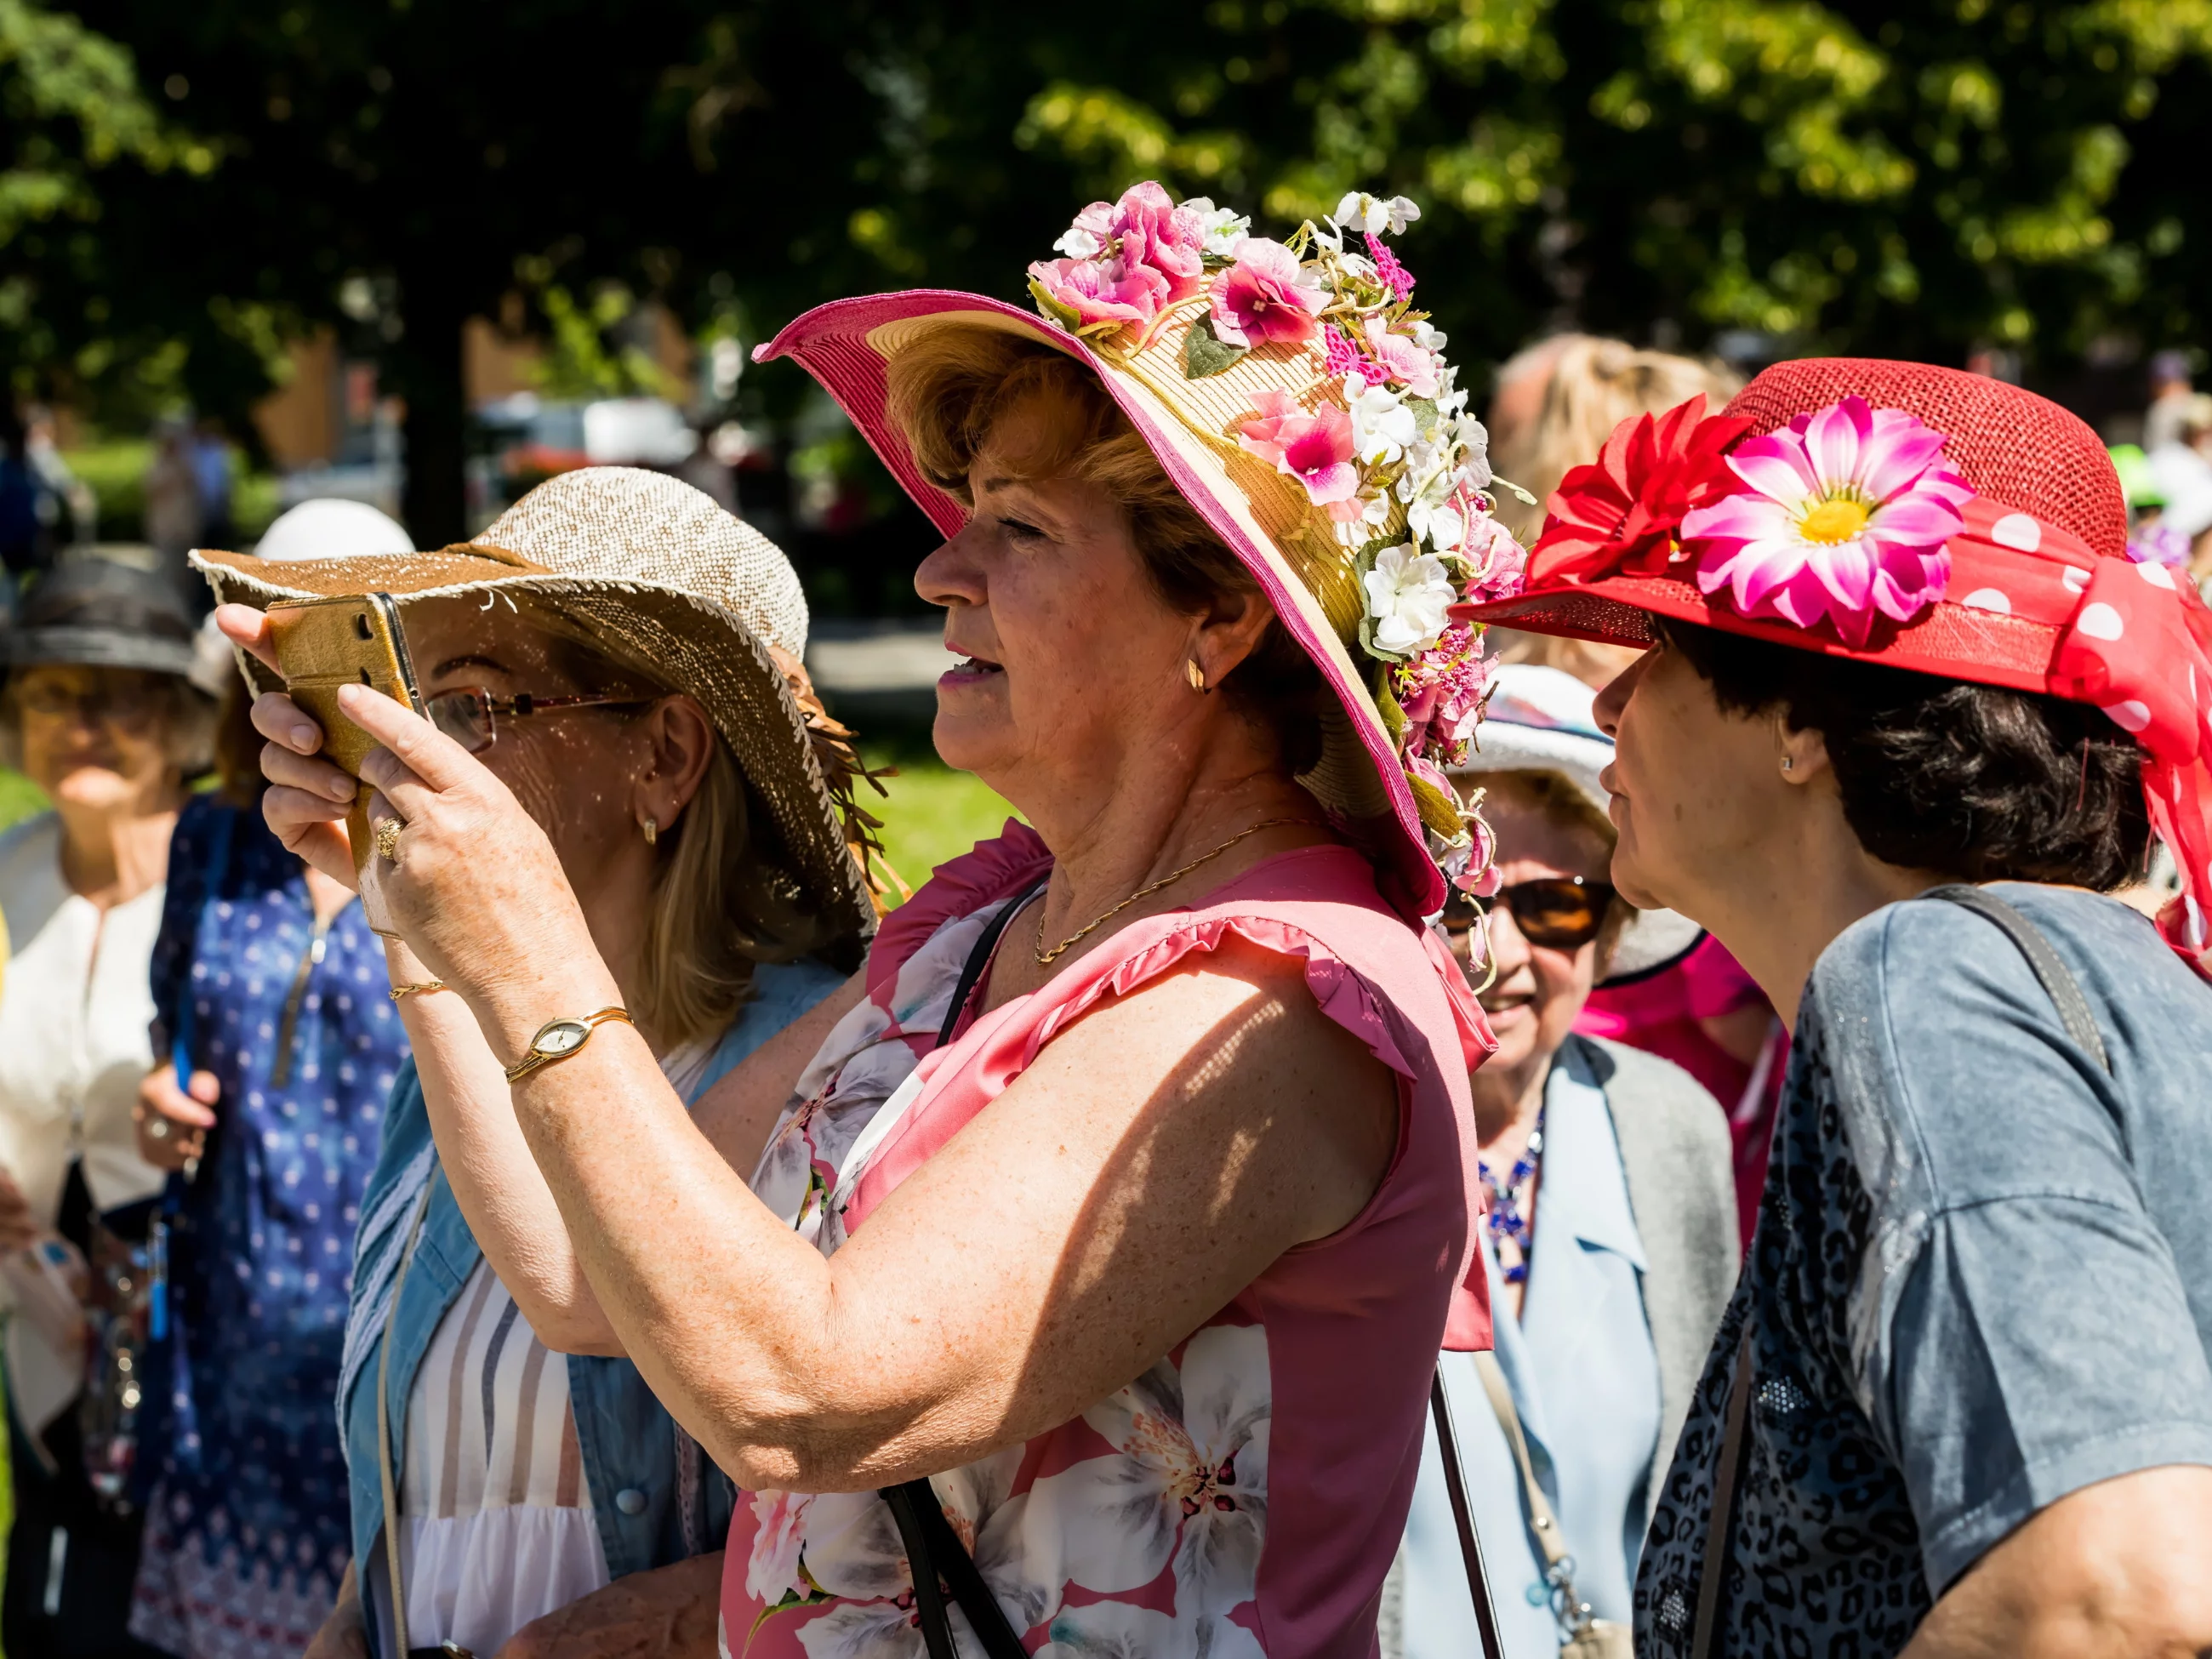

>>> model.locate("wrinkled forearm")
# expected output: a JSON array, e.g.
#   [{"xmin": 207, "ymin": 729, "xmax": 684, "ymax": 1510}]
[
  {"xmin": 392, "ymin": 944, "xmax": 623, "ymax": 1356},
  {"xmin": 499, "ymin": 1020, "xmax": 886, "ymax": 1489}
]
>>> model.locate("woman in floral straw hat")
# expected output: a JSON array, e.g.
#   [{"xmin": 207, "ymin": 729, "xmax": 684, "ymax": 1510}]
[
  {"xmin": 224, "ymin": 184, "xmax": 1524, "ymax": 1657},
  {"xmin": 1462, "ymin": 363, "xmax": 2212, "ymax": 1656},
  {"xmin": 196, "ymin": 468, "xmax": 881, "ymax": 1659}
]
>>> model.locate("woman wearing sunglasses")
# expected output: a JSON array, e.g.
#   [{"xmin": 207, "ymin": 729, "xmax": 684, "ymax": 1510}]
[
  {"xmin": 1388, "ymin": 664, "xmax": 1737, "ymax": 1659},
  {"xmin": 191, "ymin": 469, "xmax": 882, "ymax": 1659}
]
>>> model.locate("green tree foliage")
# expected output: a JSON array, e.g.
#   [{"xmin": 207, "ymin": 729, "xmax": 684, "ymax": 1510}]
[
  {"xmin": 10, "ymin": 0, "xmax": 2212, "ymax": 538},
  {"xmin": 981, "ymin": 0, "xmax": 2212, "ymax": 366},
  {"xmin": 0, "ymin": 0, "xmax": 261, "ymax": 419}
]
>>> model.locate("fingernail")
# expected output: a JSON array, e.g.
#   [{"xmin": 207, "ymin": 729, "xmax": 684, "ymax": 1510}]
[
  {"xmin": 291, "ymin": 725, "xmax": 316, "ymax": 750},
  {"xmin": 328, "ymin": 776, "xmax": 356, "ymax": 801}
]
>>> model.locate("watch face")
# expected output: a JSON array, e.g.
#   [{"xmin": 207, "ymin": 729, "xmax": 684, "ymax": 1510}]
[{"xmin": 534, "ymin": 1019, "xmax": 590, "ymax": 1058}]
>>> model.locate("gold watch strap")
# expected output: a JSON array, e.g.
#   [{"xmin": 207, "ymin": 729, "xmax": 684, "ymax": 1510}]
[{"xmin": 502, "ymin": 1006, "xmax": 635, "ymax": 1084}]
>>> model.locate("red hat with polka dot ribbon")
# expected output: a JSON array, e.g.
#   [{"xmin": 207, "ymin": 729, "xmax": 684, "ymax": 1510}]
[{"xmin": 1460, "ymin": 358, "xmax": 2212, "ymax": 979}]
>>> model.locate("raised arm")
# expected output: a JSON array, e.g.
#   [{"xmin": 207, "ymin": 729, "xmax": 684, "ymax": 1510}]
[
  {"xmin": 220, "ymin": 601, "xmax": 867, "ymax": 1354},
  {"xmin": 490, "ymin": 934, "xmax": 1394, "ymax": 1492},
  {"xmin": 235, "ymin": 629, "xmax": 1406, "ymax": 1493},
  {"xmin": 379, "ymin": 948, "xmax": 863, "ymax": 1355}
]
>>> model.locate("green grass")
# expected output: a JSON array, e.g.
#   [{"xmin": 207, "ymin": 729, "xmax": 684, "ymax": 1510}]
[
  {"xmin": 0, "ymin": 772, "xmax": 47, "ymax": 834},
  {"xmin": 859, "ymin": 744, "xmax": 1023, "ymax": 902}
]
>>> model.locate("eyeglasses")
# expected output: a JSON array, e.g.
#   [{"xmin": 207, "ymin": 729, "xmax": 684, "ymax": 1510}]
[
  {"xmin": 424, "ymin": 687, "xmax": 658, "ymax": 754},
  {"xmin": 1442, "ymin": 875, "xmax": 1616, "ymax": 951},
  {"xmin": 15, "ymin": 677, "xmax": 170, "ymax": 734}
]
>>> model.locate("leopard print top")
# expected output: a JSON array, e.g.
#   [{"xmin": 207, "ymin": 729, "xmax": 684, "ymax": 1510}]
[{"xmin": 1633, "ymin": 1011, "xmax": 1933, "ymax": 1657}]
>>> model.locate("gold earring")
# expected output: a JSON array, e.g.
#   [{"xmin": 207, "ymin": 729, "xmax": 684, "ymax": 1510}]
[
  {"xmin": 642, "ymin": 815, "xmax": 658, "ymax": 846},
  {"xmin": 1184, "ymin": 658, "xmax": 1209, "ymax": 694}
]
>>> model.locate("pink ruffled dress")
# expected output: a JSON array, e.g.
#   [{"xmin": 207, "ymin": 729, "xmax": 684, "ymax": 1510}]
[{"xmin": 723, "ymin": 824, "xmax": 1493, "ymax": 1658}]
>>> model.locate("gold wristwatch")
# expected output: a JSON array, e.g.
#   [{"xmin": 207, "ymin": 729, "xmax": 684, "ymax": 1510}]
[{"xmin": 504, "ymin": 1006, "xmax": 635, "ymax": 1083}]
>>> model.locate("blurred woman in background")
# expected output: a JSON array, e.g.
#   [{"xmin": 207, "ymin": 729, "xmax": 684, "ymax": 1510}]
[
  {"xmin": 1485, "ymin": 336, "xmax": 1740, "ymax": 685},
  {"xmin": 0, "ymin": 558, "xmax": 213, "ymax": 1659},
  {"xmin": 128, "ymin": 503, "xmax": 416, "ymax": 1659}
]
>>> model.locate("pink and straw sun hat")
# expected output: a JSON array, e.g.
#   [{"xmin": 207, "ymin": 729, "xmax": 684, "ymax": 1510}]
[{"xmin": 755, "ymin": 184, "xmax": 1531, "ymax": 920}]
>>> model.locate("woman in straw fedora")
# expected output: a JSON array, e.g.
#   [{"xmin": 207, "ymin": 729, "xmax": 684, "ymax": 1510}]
[
  {"xmin": 194, "ymin": 468, "xmax": 881, "ymax": 1659},
  {"xmin": 1463, "ymin": 363, "xmax": 2212, "ymax": 1655},
  {"xmin": 225, "ymin": 185, "xmax": 1525, "ymax": 1657}
]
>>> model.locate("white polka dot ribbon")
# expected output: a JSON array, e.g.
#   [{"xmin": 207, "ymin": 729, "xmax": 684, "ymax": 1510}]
[{"xmin": 2022, "ymin": 505, "xmax": 2212, "ymax": 976}]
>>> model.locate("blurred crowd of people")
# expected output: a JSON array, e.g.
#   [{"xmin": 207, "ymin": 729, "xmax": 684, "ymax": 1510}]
[
  {"xmin": 0, "ymin": 242, "xmax": 2203, "ymax": 1659},
  {"xmin": 0, "ymin": 413, "xmax": 234, "ymax": 611}
]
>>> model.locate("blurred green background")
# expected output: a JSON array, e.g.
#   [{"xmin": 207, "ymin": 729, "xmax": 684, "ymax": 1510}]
[{"xmin": 856, "ymin": 742, "xmax": 1023, "ymax": 901}]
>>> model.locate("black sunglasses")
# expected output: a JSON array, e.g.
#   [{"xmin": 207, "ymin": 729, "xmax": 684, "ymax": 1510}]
[{"xmin": 1442, "ymin": 875, "xmax": 1616, "ymax": 951}]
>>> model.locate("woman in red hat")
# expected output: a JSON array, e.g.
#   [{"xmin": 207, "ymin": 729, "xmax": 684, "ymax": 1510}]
[{"xmin": 1464, "ymin": 361, "xmax": 2212, "ymax": 1656}]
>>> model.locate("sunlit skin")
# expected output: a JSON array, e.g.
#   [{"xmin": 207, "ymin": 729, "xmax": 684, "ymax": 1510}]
[
  {"xmin": 1588, "ymin": 634, "xmax": 2212, "ymax": 1657},
  {"xmin": 1442, "ymin": 778, "xmax": 1606, "ymax": 1319},
  {"xmin": 214, "ymin": 384, "xmax": 1403, "ymax": 1511},
  {"xmin": 1588, "ymin": 636, "xmax": 1939, "ymax": 1026}
]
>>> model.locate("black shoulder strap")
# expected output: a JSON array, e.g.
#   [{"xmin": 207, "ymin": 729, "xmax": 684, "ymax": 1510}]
[
  {"xmin": 1923, "ymin": 884, "xmax": 2112, "ymax": 1075},
  {"xmin": 932, "ymin": 881, "xmax": 1047, "ymax": 1051},
  {"xmin": 880, "ymin": 880, "xmax": 1049, "ymax": 1659},
  {"xmin": 1428, "ymin": 1369, "xmax": 1508, "ymax": 1658},
  {"xmin": 1690, "ymin": 1331, "xmax": 1755, "ymax": 1656}
]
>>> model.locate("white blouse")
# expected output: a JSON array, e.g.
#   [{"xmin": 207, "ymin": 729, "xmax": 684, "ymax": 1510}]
[
  {"xmin": 397, "ymin": 1260, "xmax": 607, "ymax": 1657},
  {"xmin": 396, "ymin": 1036, "xmax": 718, "ymax": 1656},
  {"xmin": 0, "ymin": 812, "xmax": 169, "ymax": 1434}
]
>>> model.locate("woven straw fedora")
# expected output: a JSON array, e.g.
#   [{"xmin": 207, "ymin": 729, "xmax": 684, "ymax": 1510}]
[
  {"xmin": 756, "ymin": 187, "xmax": 1525, "ymax": 919},
  {"xmin": 190, "ymin": 466, "xmax": 880, "ymax": 943}
]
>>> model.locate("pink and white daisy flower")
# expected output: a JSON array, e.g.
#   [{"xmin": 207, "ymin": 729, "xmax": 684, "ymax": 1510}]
[{"xmin": 1679, "ymin": 395, "xmax": 1975, "ymax": 647}]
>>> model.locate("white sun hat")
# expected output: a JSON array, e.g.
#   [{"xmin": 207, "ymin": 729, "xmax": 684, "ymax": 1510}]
[
  {"xmin": 252, "ymin": 498, "xmax": 415, "ymax": 563},
  {"xmin": 1450, "ymin": 660, "xmax": 1706, "ymax": 978},
  {"xmin": 1447, "ymin": 662, "xmax": 1613, "ymax": 811}
]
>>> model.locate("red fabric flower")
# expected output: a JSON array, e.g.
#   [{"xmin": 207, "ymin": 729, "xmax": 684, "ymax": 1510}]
[{"xmin": 1530, "ymin": 395, "xmax": 1752, "ymax": 582}]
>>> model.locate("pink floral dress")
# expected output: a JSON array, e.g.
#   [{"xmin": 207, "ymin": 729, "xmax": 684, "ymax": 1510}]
[{"xmin": 727, "ymin": 825, "xmax": 1493, "ymax": 1658}]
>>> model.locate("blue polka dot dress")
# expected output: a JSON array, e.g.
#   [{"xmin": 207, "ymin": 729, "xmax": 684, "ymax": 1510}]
[{"xmin": 128, "ymin": 795, "xmax": 406, "ymax": 1659}]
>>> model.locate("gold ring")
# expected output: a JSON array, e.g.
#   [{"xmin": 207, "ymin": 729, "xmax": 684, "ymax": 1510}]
[{"xmin": 373, "ymin": 816, "xmax": 404, "ymax": 864}]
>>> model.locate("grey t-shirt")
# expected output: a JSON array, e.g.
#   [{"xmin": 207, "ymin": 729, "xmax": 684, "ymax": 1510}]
[{"xmin": 1635, "ymin": 885, "xmax": 2212, "ymax": 1657}]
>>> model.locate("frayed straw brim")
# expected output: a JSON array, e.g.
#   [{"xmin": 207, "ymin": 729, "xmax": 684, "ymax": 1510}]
[{"xmin": 190, "ymin": 539, "xmax": 879, "ymax": 943}]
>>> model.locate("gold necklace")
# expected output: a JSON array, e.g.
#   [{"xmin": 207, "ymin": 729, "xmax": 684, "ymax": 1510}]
[{"xmin": 1032, "ymin": 817, "xmax": 1328, "ymax": 966}]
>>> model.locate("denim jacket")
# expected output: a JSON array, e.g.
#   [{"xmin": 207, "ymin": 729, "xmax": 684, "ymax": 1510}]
[{"xmin": 341, "ymin": 959, "xmax": 847, "ymax": 1581}]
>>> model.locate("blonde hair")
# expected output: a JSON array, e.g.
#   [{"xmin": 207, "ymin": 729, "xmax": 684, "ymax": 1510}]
[
  {"xmin": 1489, "ymin": 334, "xmax": 1742, "ymax": 544},
  {"xmin": 518, "ymin": 598, "xmax": 848, "ymax": 1050}
]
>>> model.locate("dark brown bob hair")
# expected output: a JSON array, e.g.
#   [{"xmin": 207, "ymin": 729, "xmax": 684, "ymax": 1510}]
[{"xmin": 1658, "ymin": 617, "xmax": 2151, "ymax": 890}]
